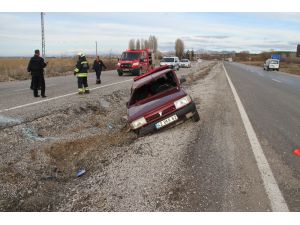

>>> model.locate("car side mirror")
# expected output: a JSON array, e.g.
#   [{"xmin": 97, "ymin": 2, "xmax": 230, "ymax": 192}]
[{"xmin": 180, "ymin": 77, "xmax": 186, "ymax": 84}]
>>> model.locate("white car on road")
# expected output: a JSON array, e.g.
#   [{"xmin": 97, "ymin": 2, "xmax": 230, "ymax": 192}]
[
  {"xmin": 180, "ymin": 59, "xmax": 191, "ymax": 68},
  {"xmin": 160, "ymin": 56, "xmax": 180, "ymax": 70},
  {"xmin": 264, "ymin": 59, "xmax": 280, "ymax": 71}
]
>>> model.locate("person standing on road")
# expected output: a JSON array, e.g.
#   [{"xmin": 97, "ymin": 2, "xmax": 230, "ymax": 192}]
[
  {"xmin": 92, "ymin": 56, "xmax": 107, "ymax": 84},
  {"xmin": 74, "ymin": 53, "xmax": 90, "ymax": 94},
  {"xmin": 27, "ymin": 49, "xmax": 47, "ymax": 98}
]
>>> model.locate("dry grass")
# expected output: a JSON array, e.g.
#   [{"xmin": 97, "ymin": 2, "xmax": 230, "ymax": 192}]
[
  {"xmin": 239, "ymin": 61, "xmax": 300, "ymax": 76},
  {"xmin": 0, "ymin": 57, "xmax": 118, "ymax": 82}
]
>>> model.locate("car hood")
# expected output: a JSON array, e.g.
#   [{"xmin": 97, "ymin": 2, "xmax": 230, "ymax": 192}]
[{"xmin": 128, "ymin": 88, "xmax": 187, "ymax": 121}]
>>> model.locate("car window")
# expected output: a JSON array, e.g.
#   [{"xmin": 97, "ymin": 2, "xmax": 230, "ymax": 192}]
[
  {"xmin": 129, "ymin": 71, "xmax": 178, "ymax": 105},
  {"xmin": 270, "ymin": 60, "xmax": 279, "ymax": 64},
  {"xmin": 121, "ymin": 52, "xmax": 141, "ymax": 60},
  {"xmin": 162, "ymin": 58, "xmax": 175, "ymax": 62}
]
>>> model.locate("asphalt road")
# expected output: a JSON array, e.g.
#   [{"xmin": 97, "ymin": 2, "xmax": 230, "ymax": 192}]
[{"xmin": 224, "ymin": 62, "xmax": 300, "ymax": 211}]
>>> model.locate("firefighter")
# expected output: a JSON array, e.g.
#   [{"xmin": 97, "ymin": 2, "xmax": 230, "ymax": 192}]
[
  {"xmin": 92, "ymin": 56, "xmax": 107, "ymax": 84},
  {"xmin": 74, "ymin": 53, "xmax": 90, "ymax": 94},
  {"xmin": 27, "ymin": 49, "xmax": 47, "ymax": 97}
]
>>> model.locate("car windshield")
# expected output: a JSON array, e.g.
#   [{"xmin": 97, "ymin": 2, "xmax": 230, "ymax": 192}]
[
  {"xmin": 162, "ymin": 58, "xmax": 175, "ymax": 62},
  {"xmin": 129, "ymin": 71, "xmax": 178, "ymax": 105},
  {"xmin": 121, "ymin": 52, "xmax": 141, "ymax": 60},
  {"xmin": 181, "ymin": 59, "xmax": 188, "ymax": 62},
  {"xmin": 270, "ymin": 60, "xmax": 279, "ymax": 64}
]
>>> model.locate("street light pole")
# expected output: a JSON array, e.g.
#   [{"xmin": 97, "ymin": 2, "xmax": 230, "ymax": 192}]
[
  {"xmin": 96, "ymin": 41, "xmax": 98, "ymax": 57},
  {"xmin": 41, "ymin": 12, "xmax": 46, "ymax": 59}
]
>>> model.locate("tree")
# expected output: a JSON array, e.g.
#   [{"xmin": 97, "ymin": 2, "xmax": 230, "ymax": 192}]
[
  {"xmin": 191, "ymin": 49, "xmax": 195, "ymax": 61},
  {"xmin": 141, "ymin": 39, "xmax": 145, "ymax": 49},
  {"xmin": 185, "ymin": 50, "xmax": 190, "ymax": 59},
  {"xmin": 175, "ymin": 39, "xmax": 184, "ymax": 59},
  {"xmin": 148, "ymin": 35, "xmax": 158, "ymax": 53},
  {"xmin": 136, "ymin": 39, "xmax": 141, "ymax": 50},
  {"xmin": 128, "ymin": 39, "xmax": 135, "ymax": 50}
]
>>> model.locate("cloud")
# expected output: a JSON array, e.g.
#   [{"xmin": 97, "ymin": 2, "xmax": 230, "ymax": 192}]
[
  {"xmin": 195, "ymin": 35, "xmax": 229, "ymax": 39},
  {"xmin": 0, "ymin": 12, "xmax": 300, "ymax": 56}
]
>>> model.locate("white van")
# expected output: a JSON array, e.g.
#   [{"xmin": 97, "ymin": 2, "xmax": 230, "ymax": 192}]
[
  {"xmin": 263, "ymin": 59, "xmax": 280, "ymax": 71},
  {"xmin": 160, "ymin": 56, "xmax": 180, "ymax": 70}
]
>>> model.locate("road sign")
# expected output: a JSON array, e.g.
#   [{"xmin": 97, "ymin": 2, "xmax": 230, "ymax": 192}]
[{"xmin": 271, "ymin": 54, "xmax": 281, "ymax": 60}]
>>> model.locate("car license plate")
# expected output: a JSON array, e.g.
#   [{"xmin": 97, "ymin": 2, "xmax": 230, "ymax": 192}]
[
  {"xmin": 155, "ymin": 115, "xmax": 178, "ymax": 129},
  {"xmin": 123, "ymin": 69, "xmax": 129, "ymax": 72}
]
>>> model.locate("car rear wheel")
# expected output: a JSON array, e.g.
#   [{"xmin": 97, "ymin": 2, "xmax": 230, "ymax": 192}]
[{"xmin": 192, "ymin": 110, "xmax": 200, "ymax": 122}]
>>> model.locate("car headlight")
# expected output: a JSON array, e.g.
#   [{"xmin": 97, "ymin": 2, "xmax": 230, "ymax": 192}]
[
  {"xmin": 130, "ymin": 117, "xmax": 147, "ymax": 129},
  {"xmin": 174, "ymin": 96, "xmax": 191, "ymax": 109},
  {"xmin": 132, "ymin": 62, "xmax": 139, "ymax": 66},
  {"xmin": 117, "ymin": 62, "xmax": 121, "ymax": 66}
]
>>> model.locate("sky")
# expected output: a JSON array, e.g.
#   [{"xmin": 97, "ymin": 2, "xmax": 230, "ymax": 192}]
[{"xmin": 0, "ymin": 12, "xmax": 300, "ymax": 56}]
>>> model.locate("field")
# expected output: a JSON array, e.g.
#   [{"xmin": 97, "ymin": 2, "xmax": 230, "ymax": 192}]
[{"xmin": 0, "ymin": 57, "xmax": 118, "ymax": 82}]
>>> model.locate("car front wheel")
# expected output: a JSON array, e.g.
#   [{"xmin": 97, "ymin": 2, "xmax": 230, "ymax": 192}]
[
  {"xmin": 192, "ymin": 110, "xmax": 200, "ymax": 122},
  {"xmin": 118, "ymin": 70, "xmax": 123, "ymax": 76}
]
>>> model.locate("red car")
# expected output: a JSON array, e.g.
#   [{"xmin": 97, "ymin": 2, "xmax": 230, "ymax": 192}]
[{"xmin": 127, "ymin": 65, "xmax": 200, "ymax": 135}]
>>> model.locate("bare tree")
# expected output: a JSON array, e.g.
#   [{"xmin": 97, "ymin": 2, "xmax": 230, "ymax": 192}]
[
  {"xmin": 136, "ymin": 39, "xmax": 141, "ymax": 50},
  {"xmin": 144, "ymin": 39, "xmax": 149, "ymax": 49},
  {"xmin": 148, "ymin": 35, "xmax": 158, "ymax": 53},
  {"xmin": 129, "ymin": 39, "xmax": 135, "ymax": 50},
  {"xmin": 141, "ymin": 38, "xmax": 145, "ymax": 49},
  {"xmin": 175, "ymin": 39, "xmax": 185, "ymax": 59}
]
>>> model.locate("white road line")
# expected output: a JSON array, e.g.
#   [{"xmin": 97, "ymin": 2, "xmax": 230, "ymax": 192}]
[
  {"xmin": 272, "ymin": 79, "xmax": 282, "ymax": 83},
  {"xmin": 223, "ymin": 64, "xmax": 289, "ymax": 212},
  {"xmin": 0, "ymin": 79, "xmax": 132, "ymax": 113}
]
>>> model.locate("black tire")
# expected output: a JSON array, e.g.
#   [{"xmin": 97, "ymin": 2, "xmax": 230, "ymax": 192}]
[
  {"xmin": 118, "ymin": 70, "xmax": 123, "ymax": 76},
  {"xmin": 134, "ymin": 68, "xmax": 141, "ymax": 76},
  {"xmin": 192, "ymin": 110, "xmax": 200, "ymax": 122}
]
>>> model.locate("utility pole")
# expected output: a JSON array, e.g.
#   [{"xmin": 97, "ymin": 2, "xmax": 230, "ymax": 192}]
[
  {"xmin": 96, "ymin": 41, "xmax": 98, "ymax": 57},
  {"xmin": 41, "ymin": 12, "xmax": 46, "ymax": 59}
]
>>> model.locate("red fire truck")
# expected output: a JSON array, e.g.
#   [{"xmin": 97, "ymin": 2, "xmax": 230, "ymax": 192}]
[{"xmin": 117, "ymin": 49, "xmax": 154, "ymax": 76}]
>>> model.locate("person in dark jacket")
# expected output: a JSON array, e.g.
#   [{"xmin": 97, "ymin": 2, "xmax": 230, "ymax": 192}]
[
  {"xmin": 92, "ymin": 56, "xmax": 106, "ymax": 84},
  {"xmin": 74, "ymin": 53, "xmax": 90, "ymax": 94},
  {"xmin": 27, "ymin": 49, "xmax": 47, "ymax": 97}
]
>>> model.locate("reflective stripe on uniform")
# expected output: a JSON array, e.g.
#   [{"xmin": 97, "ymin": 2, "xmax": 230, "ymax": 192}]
[
  {"xmin": 81, "ymin": 61, "xmax": 88, "ymax": 64},
  {"xmin": 74, "ymin": 68, "xmax": 79, "ymax": 72},
  {"xmin": 77, "ymin": 73, "xmax": 88, "ymax": 77}
]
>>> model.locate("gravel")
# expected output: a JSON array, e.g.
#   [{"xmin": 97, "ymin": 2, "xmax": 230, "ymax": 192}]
[{"xmin": 0, "ymin": 62, "xmax": 217, "ymax": 211}]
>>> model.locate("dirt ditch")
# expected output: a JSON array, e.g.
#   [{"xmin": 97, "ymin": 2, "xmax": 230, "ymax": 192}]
[{"xmin": 0, "ymin": 62, "xmax": 217, "ymax": 211}]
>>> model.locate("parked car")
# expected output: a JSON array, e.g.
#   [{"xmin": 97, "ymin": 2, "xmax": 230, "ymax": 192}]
[
  {"xmin": 160, "ymin": 56, "xmax": 180, "ymax": 70},
  {"xmin": 263, "ymin": 59, "xmax": 280, "ymax": 71},
  {"xmin": 180, "ymin": 59, "xmax": 191, "ymax": 68},
  {"xmin": 127, "ymin": 65, "xmax": 200, "ymax": 136}
]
